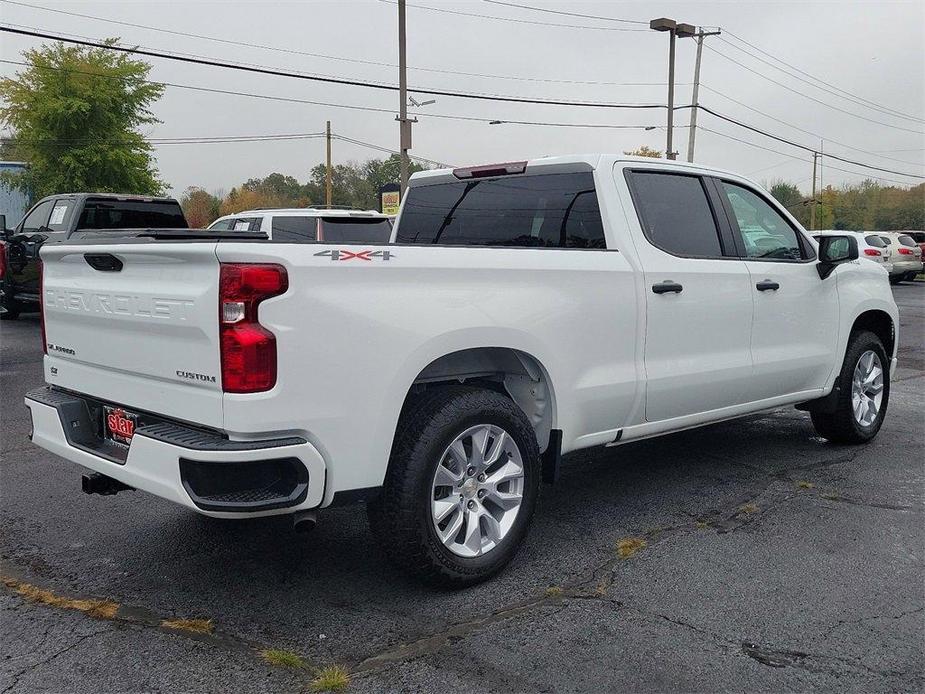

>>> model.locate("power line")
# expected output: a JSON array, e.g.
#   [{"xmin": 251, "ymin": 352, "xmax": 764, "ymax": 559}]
[
  {"xmin": 2, "ymin": 26, "xmax": 920, "ymax": 180},
  {"xmin": 380, "ymin": 0, "xmax": 647, "ymax": 31},
  {"xmin": 0, "ymin": 25, "xmax": 671, "ymax": 111},
  {"xmin": 698, "ymin": 105, "xmax": 924, "ymax": 179},
  {"xmin": 720, "ymin": 29, "xmax": 924, "ymax": 124},
  {"xmin": 715, "ymin": 36, "xmax": 924, "ymax": 125},
  {"xmin": 331, "ymin": 133, "xmax": 451, "ymax": 167},
  {"xmin": 704, "ymin": 44, "xmax": 924, "ymax": 135},
  {"xmin": 697, "ymin": 126, "xmax": 921, "ymax": 186},
  {"xmin": 0, "ymin": 0, "xmax": 670, "ymax": 88},
  {"xmin": 0, "ymin": 59, "xmax": 664, "ymax": 131},
  {"xmin": 482, "ymin": 1, "xmax": 649, "ymax": 26},
  {"xmin": 700, "ymin": 83, "xmax": 925, "ymax": 167}
]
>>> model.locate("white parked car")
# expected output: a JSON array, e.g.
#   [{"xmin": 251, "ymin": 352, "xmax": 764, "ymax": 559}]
[
  {"xmin": 27, "ymin": 155, "xmax": 898, "ymax": 586},
  {"xmin": 814, "ymin": 230, "xmax": 893, "ymax": 275},
  {"xmin": 207, "ymin": 207, "xmax": 393, "ymax": 244},
  {"xmin": 877, "ymin": 232, "xmax": 923, "ymax": 283}
]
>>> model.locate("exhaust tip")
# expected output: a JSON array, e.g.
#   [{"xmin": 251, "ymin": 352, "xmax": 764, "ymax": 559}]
[
  {"xmin": 292, "ymin": 510, "xmax": 317, "ymax": 534},
  {"xmin": 82, "ymin": 472, "xmax": 133, "ymax": 496}
]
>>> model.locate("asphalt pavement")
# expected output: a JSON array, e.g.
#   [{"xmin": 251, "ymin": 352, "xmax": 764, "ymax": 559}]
[{"xmin": 1, "ymin": 283, "xmax": 922, "ymax": 693}]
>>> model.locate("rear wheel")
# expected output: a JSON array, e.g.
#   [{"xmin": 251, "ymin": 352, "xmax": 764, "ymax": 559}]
[
  {"xmin": 369, "ymin": 386, "xmax": 541, "ymax": 587},
  {"xmin": 811, "ymin": 330, "xmax": 889, "ymax": 444}
]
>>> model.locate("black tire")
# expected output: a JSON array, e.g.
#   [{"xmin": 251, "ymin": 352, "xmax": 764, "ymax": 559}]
[
  {"xmin": 368, "ymin": 385, "xmax": 541, "ymax": 587},
  {"xmin": 889, "ymin": 276, "xmax": 900, "ymax": 285},
  {"xmin": 811, "ymin": 330, "xmax": 890, "ymax": 444}
]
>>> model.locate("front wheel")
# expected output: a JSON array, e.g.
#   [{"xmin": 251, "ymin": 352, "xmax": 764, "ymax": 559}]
[
  {"xmin": 811, "ymin": 330, "xmax": 890, "ymax": 444},
  {"xmin": 369, "ymin": 386, "xmax": 541, "ymax": 587}
]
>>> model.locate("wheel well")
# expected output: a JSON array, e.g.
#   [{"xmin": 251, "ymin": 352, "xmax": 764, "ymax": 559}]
[
  {"xmin": 406, "ymin": 347, "xmax": 555, "ymax": 452},
  {"xmin": 852, "ymin": 310, "xmax": 895, "ymax": 358}
]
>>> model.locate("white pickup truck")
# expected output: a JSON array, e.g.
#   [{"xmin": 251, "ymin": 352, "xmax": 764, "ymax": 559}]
[{"xmin": 26, "ymin": 155, "xmax": 898, "ymax": 586}]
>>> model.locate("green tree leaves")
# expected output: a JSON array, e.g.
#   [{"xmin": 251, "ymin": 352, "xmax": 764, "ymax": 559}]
[{"xmin": 0, "ymin": 40, "xmax": 165, "ymax": 198}]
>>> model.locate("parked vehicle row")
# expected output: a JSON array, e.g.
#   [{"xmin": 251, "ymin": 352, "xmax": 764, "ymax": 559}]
[
  {"xmin": 25, "ymin": 154, "xmax": 898, "ymax": 586},
  {"xmin": 1, "ymin": 194, "xmax": 187, "ymax": 319}
]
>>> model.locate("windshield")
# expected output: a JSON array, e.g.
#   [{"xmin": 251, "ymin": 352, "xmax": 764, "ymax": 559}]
[
  {"xmin": 319, "ymin": 217, "xmax": 392, "ymax": 243},
  {"xmin": 76, "ymin": 199, "xmax": 188, "ymax": 230}
]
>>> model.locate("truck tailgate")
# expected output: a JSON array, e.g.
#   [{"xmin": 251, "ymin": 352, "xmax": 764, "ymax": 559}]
[{"xmin": 40, "ymin": 241, "xmax": 224, "ymax": 429}]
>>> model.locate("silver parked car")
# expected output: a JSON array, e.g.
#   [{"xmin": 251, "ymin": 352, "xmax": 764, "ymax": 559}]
[{"xmin": 879, "ymin": 232, "xmax": 923, "ymax": 283}]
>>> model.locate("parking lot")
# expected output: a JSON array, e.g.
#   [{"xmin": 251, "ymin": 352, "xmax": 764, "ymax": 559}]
[{"xmin": 1, "ymin": 283, "xmax": 922, "ymax": 693}]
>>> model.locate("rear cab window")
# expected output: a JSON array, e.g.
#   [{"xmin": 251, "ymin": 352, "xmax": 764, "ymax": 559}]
[
  {"xmin": 76, "ymin": 199, "xmax": 188, "ymax": 230},
  {"xmin": 396, "ymin": 171, "xmax": 606, "ymax": 248},
  {"xmin": 271, "ymin": 216, "xmax": 317, "ymax": 242},
  {"xmin": 319, "ymin": 217, "xmax": 392, "ymax": 243}
]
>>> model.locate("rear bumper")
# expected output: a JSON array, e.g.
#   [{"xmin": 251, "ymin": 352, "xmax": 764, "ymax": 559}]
[
  {"xmin": 889, "ymin": 259, "xmax": 923, "ymax": 275},
  {"xmin": 25, "ymin": 387, "xmax": 326, "ymax": 518}
]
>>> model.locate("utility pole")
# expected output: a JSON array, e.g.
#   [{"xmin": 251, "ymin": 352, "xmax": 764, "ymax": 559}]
[
  {"xmin": 687, "ymin": 28, "xmax": 721, "ymax": 163},
  {"xmin": 325, "ymin": 120, "xmax": 332, "ymax": 208},
  {"xmin": 650, "ymin": 18, "xmax": 695, "ymax": 160},
  {"xmin": 810, "ymin": 151, "xmax": 818, "ymax": 231},
  {"xmin": 397, "ymin": 0, "xmax": 415, "ymax": 197}
]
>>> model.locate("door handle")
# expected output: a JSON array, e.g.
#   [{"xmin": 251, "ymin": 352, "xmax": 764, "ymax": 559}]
[
  {"xmin": 756, "ymin": 279, "xmax": 780, "ymax": 291},
  {"xmin": 652, "ymin": 280, "xmax": 683, "ymax": 294}
]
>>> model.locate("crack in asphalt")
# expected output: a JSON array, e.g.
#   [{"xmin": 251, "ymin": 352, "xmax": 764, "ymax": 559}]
[{"xmin": 1, "ymin": 625, "xmax": 111, "ymax": 694}]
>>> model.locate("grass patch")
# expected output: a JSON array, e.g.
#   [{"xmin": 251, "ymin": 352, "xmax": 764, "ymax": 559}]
[
  {"xmin": 737, "ymin": 503, "xmax": 759, "ymax": 515},
  {"xmin": 544, "ymin": 586, "xmax": 563, "ymax": 598},
  {"xmin": 796, "ymin": 480, "xmax": 815, "ymax": 489},
  {"xmin": 260, "ymin": 648, "xmax": 305, "ymax": 669},
  {"xmin": 695, "ymin": 520, "xmax": 710, "ymax": 529},
  {"xmin": 821, "ymin": 492, "xmax": 841, "ymax": 501},
  {"xmin": 616, "ymin": 537, "xmax": 647, "ymax": 559},
  {"xmin": 310, "ymin": 665, "xmax": 350, "ymax": 692},
  {"xmin": 161, "ymin": 617, "xmax": 214, "ymax": 634},
  {"xmin": 3, "ymin": 577, "xmax": 119, "ymax": 619}
]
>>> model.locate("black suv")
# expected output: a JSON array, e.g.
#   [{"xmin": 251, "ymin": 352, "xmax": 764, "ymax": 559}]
[{"xmin": 1, "ymin": 193, "xmax": 187, "ymax": 319}]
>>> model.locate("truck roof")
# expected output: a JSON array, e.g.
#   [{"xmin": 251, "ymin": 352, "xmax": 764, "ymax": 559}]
[
  {"xmin": 408, "ymin": 154, "xmax": 754, "ymax": 187},
  {"xmin": 224, "ymin": 208, "xmax": 388, "ymax": 217},
  {"xmin": 35, "ymin": 192, "xmax": 181, "ymax": 204}
]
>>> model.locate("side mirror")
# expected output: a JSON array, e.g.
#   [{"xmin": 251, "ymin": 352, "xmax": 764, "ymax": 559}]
[
  {"xmin": 0, "ymin": 214, "xmax": 7, "ymax": 237},
  {"xmin": 816, "ymin": 235, "xmax": 858, "ymax": 280}
]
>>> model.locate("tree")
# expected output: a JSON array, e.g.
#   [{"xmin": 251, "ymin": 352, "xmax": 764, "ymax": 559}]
[
  {"xmin": 0, "ymin": 41, "xmax": 165, "ymax": 199},
  {"xmin": 180, "ymin": 187, "xmax": 220, "ymax": 228},
  {"xmin": 624, "ymin": 145, "xmax": 662, "ymax": 158}
]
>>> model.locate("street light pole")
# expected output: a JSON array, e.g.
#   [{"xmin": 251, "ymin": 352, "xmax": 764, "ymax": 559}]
[{"xmin": 650, "ymin": 18, "xmax": 695, "ymax": 160}]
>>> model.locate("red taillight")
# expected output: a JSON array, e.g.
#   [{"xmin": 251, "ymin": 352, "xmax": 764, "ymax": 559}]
[
  {"xmin": 898, "ymin": 247, "xmax": 913, "ymax": 255},
  {"xmin": 0, "ymin": 242, "xmax": 6, "ymax": 280},
  {"xmin": 219, "ymin": 263, "xmax": 287, "ymax": 393},
  {"xmin": 39, "ymin": 260, "xmax": 47, "ymax": 354},
  {"xmin": 864, "ymin": 248, "xmax": 881, "ymax": 256}
]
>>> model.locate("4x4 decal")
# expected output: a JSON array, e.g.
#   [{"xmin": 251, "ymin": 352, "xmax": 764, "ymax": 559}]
[{"xmin": 314, "ymin": 249, "xmax": 394, "ymax": 261}]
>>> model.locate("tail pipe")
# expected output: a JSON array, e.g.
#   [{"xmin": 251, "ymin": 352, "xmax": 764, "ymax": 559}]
[{"xmin": 82, "ymin": 472, "xmax": 134, "ymax": 496}]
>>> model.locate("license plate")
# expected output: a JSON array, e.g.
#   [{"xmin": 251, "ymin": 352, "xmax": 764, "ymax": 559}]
[{"xmin": 104, "ymin": 406, "xmax": 138, "ymax": 446}]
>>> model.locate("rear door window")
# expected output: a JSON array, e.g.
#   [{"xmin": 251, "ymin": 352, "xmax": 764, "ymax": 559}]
[
  {"xmin": 628, "ymin": 172, "xmax": 723, "ymax": 257},
  {"xmin": 77, "ymin": 199, "xmax": 188, "ymax": 230},
  {"xmin": 271, "ymin": 216, "xmax": 317, "ymax": 242},
  {"xmin": 396, "ymin": 172, "xmax": 606, "ymax": 248},
  {"xmin": 319, "ymin": 217, "xmax": 392, "ymax": 243},
  {"xmin": 47, "ymin": 200, "xmax": 75, "ymax": 232}
]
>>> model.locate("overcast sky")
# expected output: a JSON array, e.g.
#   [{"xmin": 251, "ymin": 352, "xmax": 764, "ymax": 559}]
[{"xmin": 2, "ymin": 0, "xmax": 923, "ymax": 197}]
